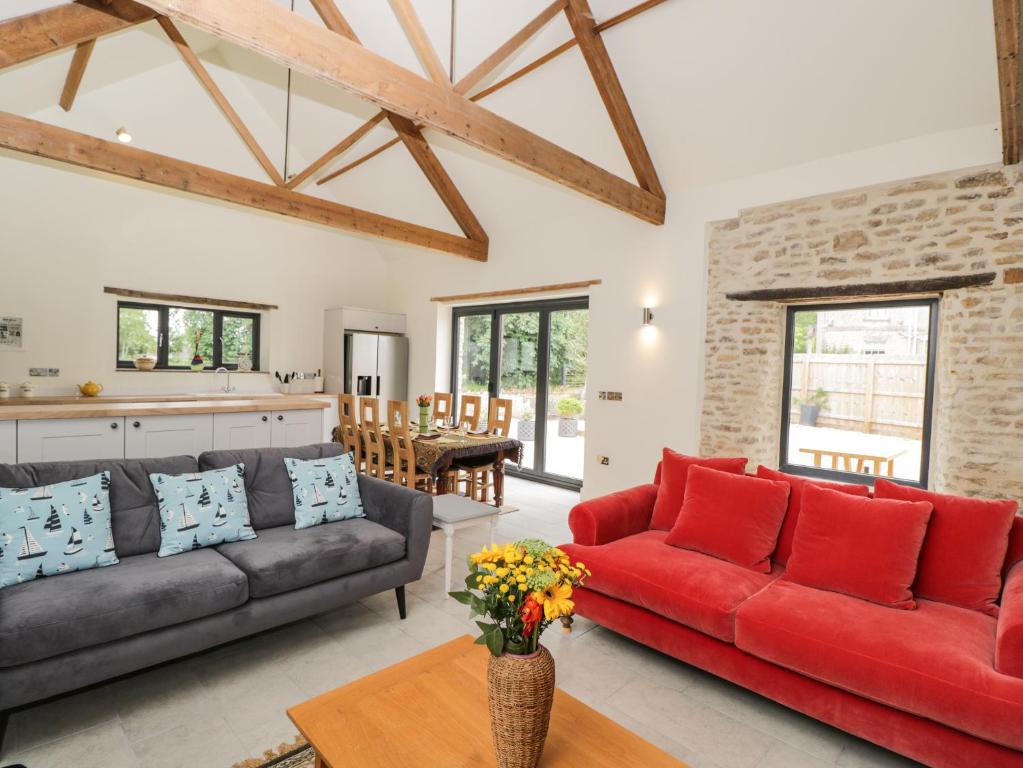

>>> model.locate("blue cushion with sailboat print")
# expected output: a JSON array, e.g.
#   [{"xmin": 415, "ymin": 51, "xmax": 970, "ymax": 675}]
[
  {"xmin": 0, "ymin": 472, "xmax": 119, "ymax": 589},
  {"xmin": 286, "ymin": 454, "xmax": 364, "ymax": 530},
  {"xmin": 149, "ymin": 464, "xmax": 256, "ymax": 557}
]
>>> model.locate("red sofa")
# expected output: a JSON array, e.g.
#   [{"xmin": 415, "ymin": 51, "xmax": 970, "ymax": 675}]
[{"xmin": 561, "ymin": 473, "xmax": 1023, "ymax": 768}]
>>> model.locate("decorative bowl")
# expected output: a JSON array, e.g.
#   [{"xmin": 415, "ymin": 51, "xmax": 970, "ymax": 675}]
[{"xmin": 134, "ymin": 356, "xmax": 157, "ymax": 371}]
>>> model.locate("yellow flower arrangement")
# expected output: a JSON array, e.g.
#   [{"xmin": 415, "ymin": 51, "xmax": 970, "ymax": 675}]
[{"xmin": 450, "ymin": 538, "xmax": 590, "ymax": 656}]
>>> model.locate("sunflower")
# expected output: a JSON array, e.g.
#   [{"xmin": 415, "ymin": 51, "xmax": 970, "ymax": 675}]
[
  {"xmin": 534, "ymin": 583, "xmax": 574, "ymax": 621},
  {"xmin": 470, "ymin": 544, "xmax": 501, "ymax": 565}
]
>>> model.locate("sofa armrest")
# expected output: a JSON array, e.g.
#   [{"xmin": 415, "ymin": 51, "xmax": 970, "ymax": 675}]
[
  {"xmin": 358, "ymin": 476, "xmax": 433, "ymax": 576},
  {"xmin": 569, "ymin": 484, "xmax": 658, "ymax": 546},
  {"xmin": 997, "ymin": 562, "xmax": 1023, "ymax": 678}
]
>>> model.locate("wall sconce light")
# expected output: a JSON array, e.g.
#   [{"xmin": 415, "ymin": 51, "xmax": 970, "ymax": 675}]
[
  {"xmin": 642, "ymin": 307, "xmax": 654, "ymax": 325},
  {"xmin": 115, "ymin": 127, "xmax": 132, "ymax": 144}
]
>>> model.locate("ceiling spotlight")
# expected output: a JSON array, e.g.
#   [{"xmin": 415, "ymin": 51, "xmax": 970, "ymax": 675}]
[{"xmin": 115, "ymin": 127, "xmax": 132, "ymax": 144}]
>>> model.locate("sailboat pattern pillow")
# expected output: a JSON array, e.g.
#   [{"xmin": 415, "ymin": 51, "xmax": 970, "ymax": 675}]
[
  {"xmin": 0, "ymin": 472, "xmax": 119, "ymax": 589},
  {"xmin": 150, "ymin": 464, "xmax": 256, "ymax": 557},
  {"xmin": 286, "ymin": 454, "xmax": 364, "ymax": 530}
]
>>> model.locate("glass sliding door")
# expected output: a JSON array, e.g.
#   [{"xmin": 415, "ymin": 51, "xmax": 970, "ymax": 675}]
[{"xmin": 451, "ymin": 297, "xmax": 589, "ymax": 489}]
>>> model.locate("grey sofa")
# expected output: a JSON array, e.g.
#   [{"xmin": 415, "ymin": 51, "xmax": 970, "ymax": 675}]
[{"xmin": 0, "ymin": 442, "xmax": 432, "ymax": 753}]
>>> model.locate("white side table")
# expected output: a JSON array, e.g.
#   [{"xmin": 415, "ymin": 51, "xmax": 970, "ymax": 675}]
[{"xmin": 433, "ymin": 494, "xmax": 500, "ymax": 594}]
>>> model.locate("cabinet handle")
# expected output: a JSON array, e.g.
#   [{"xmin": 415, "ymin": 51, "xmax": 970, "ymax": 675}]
[
  {"xmin": 277, "ymin": 415, "xmax": 284, "ymax": 421},
  {"xmin": 133, "ymin": 421, "xmax": 141, "ymax": 429},
  {"xmin": 261, "ymin": 415, "xmax": 269, "ymax": 422},
  {"xmin": 110, "ymin": 422, "xmax": 119, "ymax": 430}
]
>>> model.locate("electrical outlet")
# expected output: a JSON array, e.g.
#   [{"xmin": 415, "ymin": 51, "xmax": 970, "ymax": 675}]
[
  {"xmin": 598, "ymin": 455, "xmax": 610, "ymax": 466},
  {"xmin": 607, "ymin": 391, "xmax": 623, "ymax": 401},
  {"xmin": 29, "ymin": 368, "xmax": 60, "ymax": 377},
  {"xmin": 598, "ymin": 391, "xmax": 607, "ymax": 400}
]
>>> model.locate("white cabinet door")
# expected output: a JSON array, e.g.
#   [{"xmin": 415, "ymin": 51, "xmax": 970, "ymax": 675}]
[
  {"xmin": 124, "ymin": 414, "xmax": 214, "ymax": 459},
  {"xmin": 0, "ymin": 421, "xmax": 16, "ymax": 464},
  {"xmin": 17, "ymin": 417, "xmax": 125, "ymax": 463},
  {"xmin": 343, "ymin": 308, "xmax": 406, "ymax": 334},
  {"xmin": 213, "ymin": 411, "xmax": 272, "ymax": 450},
  {"xmin": 270, "ymin": 409, "xmax": 324, "ymax": 448}
]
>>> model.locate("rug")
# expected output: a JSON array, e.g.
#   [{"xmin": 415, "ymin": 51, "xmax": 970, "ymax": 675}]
[{"xmin": 231, "ymin": 736, "xmax": 314, "ymax": 768}]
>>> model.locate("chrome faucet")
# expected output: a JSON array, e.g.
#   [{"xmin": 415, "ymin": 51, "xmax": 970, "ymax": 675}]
[{"xmin": 215, "ymin": 367, "xmax": 235, "ymax": 393}]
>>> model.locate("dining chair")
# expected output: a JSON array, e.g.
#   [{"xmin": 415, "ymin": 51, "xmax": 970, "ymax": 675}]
[
  {"xmin": 359, "ymin": 397, "xmax": 390, "ymax": 481},
  {"xmin": 458, "ymin": 394, "xmax": 482, "ymax": 431},
  {"xmin": 338, "ymin": 393, "xmax": 363, "ymax": 471},
  {"xmin": 387, "ymin": 400, "xmax": 433, "ymax": 492},
  {"xmin": 433, "ymin": 392, "xmax": 453, "ymax": 427},
  {"xmin": 461, "ymin": 397, "xmax": 513, "ymax": 504}
]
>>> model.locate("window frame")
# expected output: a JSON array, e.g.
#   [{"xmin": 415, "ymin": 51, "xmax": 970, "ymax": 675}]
[
  {"xmin": 116, "ymin": 300, "xmax": 261, "ymax": 371},
  {"xmin": 778, "ymin": 298, "xmax": 938, "ymax": 488}
]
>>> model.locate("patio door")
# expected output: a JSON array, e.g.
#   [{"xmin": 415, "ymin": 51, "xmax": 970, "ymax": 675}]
[{"xmin": 451, "ymin": 297, "xmax": 589, "ymax": 489}]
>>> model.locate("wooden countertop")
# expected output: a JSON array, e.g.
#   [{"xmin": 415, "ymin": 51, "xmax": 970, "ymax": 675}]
[{"xmin": 0, "ymin": 395, "xmax": 330, "ymax": 421}]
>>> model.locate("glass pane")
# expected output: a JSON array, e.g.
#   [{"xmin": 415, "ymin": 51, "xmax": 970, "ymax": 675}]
[
  {"xmin": 545, "ymin": 308, "xmax": 588, "ymax": 480},
  {"xmin": 118, "ymin": 307, "xmax": 159, "ymax": 362},
  {"xmin": 168, "ymin": 308, "xmax": 214, "ymax": 368},
  {"xmin": 455, "ymin": 314, "xmax": 491, "ymax": 424},
  {"xmin": 786, "ymin": 304, "xmax": 930, "ymax": 482},
  {"xmin": 222, "ymin": 315, "xmax": 255, "ymax": 369},
  {"xmin": 498, "ymin": 312, "xmax": 540, "ymax": 471}
]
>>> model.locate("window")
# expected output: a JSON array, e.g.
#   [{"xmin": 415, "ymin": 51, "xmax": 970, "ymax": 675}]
[
  {"xmin": 116, "ymin": 301, "xmax": 260, "ymax": 371},
  {"xmin": 780, "ymin": 299, "xmax": 937, "ymax": 487}
]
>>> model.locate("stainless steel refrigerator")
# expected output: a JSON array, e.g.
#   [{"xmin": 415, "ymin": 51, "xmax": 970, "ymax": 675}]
[{"xmin": 344, "ymin": 332, "xmax": 408, "ymax": 403}]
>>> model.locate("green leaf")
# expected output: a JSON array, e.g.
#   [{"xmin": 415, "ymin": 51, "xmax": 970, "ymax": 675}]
[
  {"xmin": 469, "ymin": 595, "xmax": 486, "ymax": 618},
  {"xmin": 448, "ymin": 590, "xmax": 473, "ymax": 605},
  {"xmin": 464, "ymin": 573, "xmax": 479, "ymax": 589},
  {"xmin": 485, "ymin": 626, "xmax": 505, "ymax": 657},
  {"xmin": 475, "ymin": 620, "xmax": 495, "ymax": 634},
  {"xmin": 474, "ymin": 633, "xmax": 487, "ymax": 645}
]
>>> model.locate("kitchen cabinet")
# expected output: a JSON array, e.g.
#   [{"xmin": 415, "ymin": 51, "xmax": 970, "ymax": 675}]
[
  {"xmin": 271, "ymin": 409, "xmax": 323, "ymax": 448},
  {"xmin": 0, "ymin": 421, "xmax": 16, "ymax": 464},
  {"xmin": 213, "ymin": 411, "xmax": 273, "ymax": 450},
  {"xmin": 124, "ymin": 414, "xmax": 214, "ymax": 459},
  {"xmin": 339, "ymin": 307, "xmax": 406, "ymax": 334},
  {"xmin": 17, "ymin": 417, "xmax": 125, "ymax": 463}
]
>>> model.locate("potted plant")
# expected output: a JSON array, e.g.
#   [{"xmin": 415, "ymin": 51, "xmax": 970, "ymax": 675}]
[
  {"xmin": 556, "ymin": 397, "xmax": 583, "ymax": 438},
  {"xmin": 518, "ymin": 409, "xmax": 535, "ymax": 441},
  {"xmin": 450, "ymin": 539, "xmax": 589, "ymax": 768},
  {"xmin": 416, "ymin": 394, "xmax": 432, "ymax": 433},
  {"xmin": 795, "ymin": 387, "xmax": 829, "ymax": 427},
  {"xmin": 190, "ymin": 330, "xmax": 205, "ymax": 371}
]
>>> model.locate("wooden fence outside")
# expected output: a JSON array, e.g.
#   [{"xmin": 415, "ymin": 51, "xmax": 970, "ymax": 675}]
[{"xmin": 790, "ymin": 354, "xmax": 926, "ymax": 439}]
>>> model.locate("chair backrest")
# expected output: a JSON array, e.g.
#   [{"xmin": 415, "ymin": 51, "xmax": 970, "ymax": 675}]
[
  {"xmin": 459, "ymin": 394, "xmax": 482, "ymax": 431},
  {"xmin": 359, "ymin": 397, "xmax": 387, "ymax": 479},
  {"xmin": 387, "ymin": 400, "xmax": 416, "ymax": 484},
  {"xmin": 488, "ymin": 397, "xmax": 513, "ymax": 437},
  {"xmin": 338, "ymin": 394, "xmax": 361, "ymax": 466},
  {"xmin": 433, "ymin": 392, "xmax": 453, "ymax": 426}
]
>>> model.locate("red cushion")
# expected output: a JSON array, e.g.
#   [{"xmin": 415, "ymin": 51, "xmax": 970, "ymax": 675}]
[
  {"xmin": 755, "ymin": 465, "xmax": 870, "ymax": 566},
  {"xmin": 649, "ymin": 449, "xmax": 747, "ymax": 531},
  {"xmin": 561, "ymin": 531, "xmax": 778, "ymax": 642},
  {"xmin": 785, "ymin": 485, "xmax": 932, "ymax": 609},
  {"xmin": 664, "ymin": 466, "xmax": 790, "ymax": 573},
  {"xmin": 735, "ymin": 579, "xmax": 1023, "ymax": 751},
  {"xmin": 873, "ymin": 479, "xmax": 1017, "ymax": 617},
  {"xmin": 1007, "ymin": 516, "xmax": 1023, "ymax": 578},
  {"xmin": 999, "ymin": 563, "xmax": 1023, "ymax": 679}
]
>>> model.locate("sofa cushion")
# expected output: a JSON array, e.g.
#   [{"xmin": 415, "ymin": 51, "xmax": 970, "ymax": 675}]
[
  {"xmin": 216, "ymin": 518, "xmax": 406, "ymax": 598},
  {"xmin": 199, "ymin": 443, "xmax": 344, "ymax": 530},
  {"xmin": 0, "ymin": 548, "xmax": 248, "ymax": 667},
  {"xmin": 0, "ymin": 455, "xmax": 198, "ymax": 557},
  {"xmin": 734, "ymin": 579, "xmax": 1023, "ymax": 751},
  {"xmin": 649, "ymin": 449, "xmax": 748, "ymax": 531},
  {"xmin": 562, "ymin": 530, "xmax": 779, "ymax": 642},
  {"xmin": 874, "ymin": 479, "xmax": 1017, "ymax": 617},
  {"xmin": 287, "ymin": 453, "xmax": 364, "ymax": 530},
  {"xmin": 785, "ymin": 485, "xmax": 932, "ymax": 610},
  {"xmin": 755, "ymin": 466, "xmax": 870, "ymax": 566},
  {"xmin": 665, "ymin": 466, "xmax": 790, "ymax": 573}
]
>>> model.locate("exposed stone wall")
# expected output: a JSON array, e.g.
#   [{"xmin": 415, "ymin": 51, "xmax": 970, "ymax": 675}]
[{"xmin": 700, "ymin": 164, "xmax": 1023, "ymax": 500}]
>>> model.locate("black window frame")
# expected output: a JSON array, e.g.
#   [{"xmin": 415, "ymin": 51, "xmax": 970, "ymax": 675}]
[
  {"xmin": 116, "ymin": 300, "xmax": 261, "ymax": 371},
  {"xmin": 778, "ymin": 298, "xmax": 938, "ymax": 488}
]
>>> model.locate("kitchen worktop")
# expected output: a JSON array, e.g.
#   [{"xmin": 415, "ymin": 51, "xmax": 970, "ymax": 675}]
[{"xmin": 0, "ymin": 394, "xmax": 331, "ymax": 421}]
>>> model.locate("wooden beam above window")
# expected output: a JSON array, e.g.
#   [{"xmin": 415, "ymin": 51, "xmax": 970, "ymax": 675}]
[
  {"xmin": 431, "ymin": 280, "xmax": 602, "ymax": 303},
  {"xmin": 104, "ymin": 286, "xmax": 278, "ymax": 311},
  {"xmin": 725, "ymin": 273, "xmax": 997, "ymax": 302}
]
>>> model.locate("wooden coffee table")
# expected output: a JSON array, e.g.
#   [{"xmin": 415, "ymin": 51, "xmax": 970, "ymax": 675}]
[{"xmin": 288, "ymin": 635, "xmax": 687, "ymax": 768}]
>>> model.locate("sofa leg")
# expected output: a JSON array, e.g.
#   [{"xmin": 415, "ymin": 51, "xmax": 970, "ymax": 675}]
[
  {"xmin": 395, "ymin": 585, "xmax": 407, "ymax": 620},
  {"xmin": 0, "ymin": 709, "xmax": 9, "ymax": 758}
]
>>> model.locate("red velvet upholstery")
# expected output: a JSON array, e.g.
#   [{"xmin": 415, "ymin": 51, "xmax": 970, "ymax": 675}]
[
  {"xmin": 567, "ymin": 484, "xmax": 657, "ymax": 546},
  {"xmin": 755, "ymin": 465, "xmax": 870, "ymax": 566},
  {"xmin": 1005, "ymin": 516, "xmax": 1023, "ymax": 578},
  {"xmin": 649, "ymin": 449, "xmax": 748, "ymax": 531},
  {"xmin": 999, "ymin": 564, "xmax": 1023, "ymax": 679},
  {"xmin": 562, "ymin": 531, "xmax": 778, "ymax": 642},
  {"xmin": 785, "ymin": 485, "xmax": 932, "ymax": 609},
  {"xmin": 735, "ymin": 579, "xmax": 1023, "ymax": 751},
  {"xmin": 573, "ymin": 587, "xmax": 1023, "ymax": 768},
  {"xmin": 665, "ymin": 466, "xmax": 790, "ymax": 573},
  {"xmin": 874, "ymin": 479, "xmax": 1017, "ymax": 617}
]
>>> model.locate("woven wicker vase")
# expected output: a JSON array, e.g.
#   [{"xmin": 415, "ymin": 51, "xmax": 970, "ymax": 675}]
[{"xmin": 486, "ymin": 645, "xmax": 556, "ymax": 768}]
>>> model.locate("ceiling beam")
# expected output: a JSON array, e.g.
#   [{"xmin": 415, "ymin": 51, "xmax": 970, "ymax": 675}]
[
  {"xmin": 0, "ymin": 110, "xmax": 487, "ymax": 260},
  {"xmin": 285, "ymin": 111, "xmax": 386, "ymax": 190},
  {"xmin": 563, "ymin": 0, "xmax": 662, "ymax": 196},
  {"xmin": 389, "ymin": 0, "xmax": 450, "ymax": 86},
  {"xmin": 994, "ymin": 0, "xmax": 1023, "ymax": 165},
  {"xmin": 158, "ymin": 17, "xmax": 285, "ymax": 187},
  {"xmin": 0, "ymin": 0, "xmax": 155, "ymax": 69},
  {"xmin": 132, "ymin": 0, "xmax": 665, "ymax": 224},
  {"xmin": 59, "ymin": 39, "xmax": 96, "ymax": 111},
  {"xmin": 318, "ymin": 136, "xmax": 402, "ymax": 184}
]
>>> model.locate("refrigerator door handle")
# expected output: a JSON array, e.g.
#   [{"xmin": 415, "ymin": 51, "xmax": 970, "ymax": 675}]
[{"xmin": 376, "ymin": 375, "xmax": 381, "ymax": 396}]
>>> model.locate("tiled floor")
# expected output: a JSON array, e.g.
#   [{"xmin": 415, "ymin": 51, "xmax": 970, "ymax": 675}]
[{"xmin": 3, "ymin": 477, "xmax": 921, "ymax": 768}]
